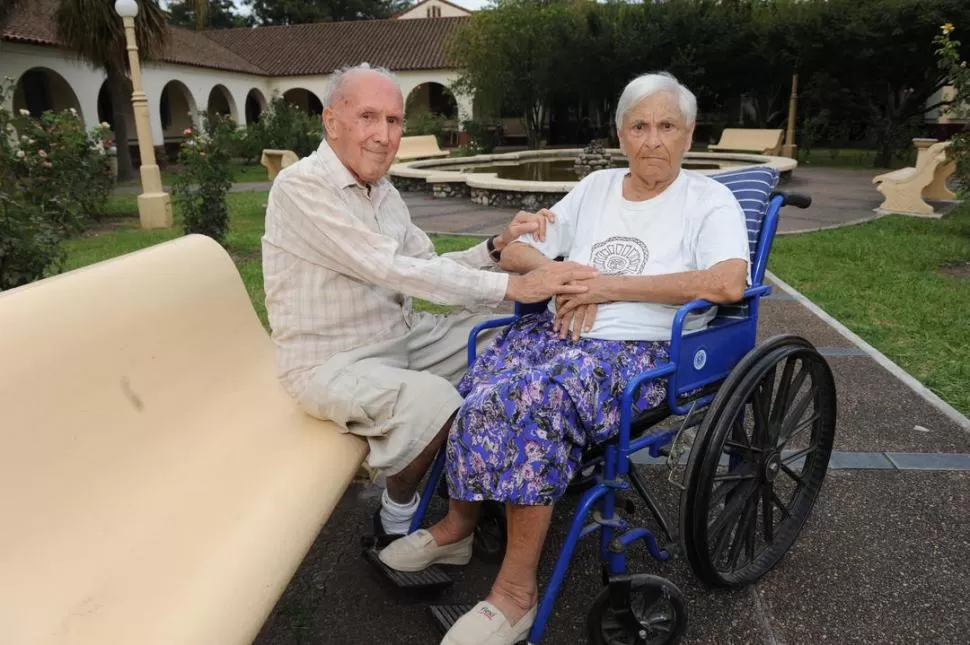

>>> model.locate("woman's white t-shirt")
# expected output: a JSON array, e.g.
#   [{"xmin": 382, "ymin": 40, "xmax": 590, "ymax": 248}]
[{"xmin": 517, "ymin": 168, "xmax": 751, "ymax": 341}]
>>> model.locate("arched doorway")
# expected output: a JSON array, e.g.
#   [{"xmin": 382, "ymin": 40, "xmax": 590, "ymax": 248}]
[
  {"xmin": 13, "ymin": 68, "xmax": 83, "ymax": 119},
  {"xmin": 405, "ymin": 82, "xmax": 458, "ymax": 121},
  {"xmin": 207, "ymin": 84, "xmax": 237, "ymax": 121},
  {"xmin": 159, "ymin": 80, "xmax": 198, "ymax": 160},
  {"xmin": 282, "ymin": 88, "xmax": 322, "ymax": 115},
  {"xmin": 405, "ymin": 82, "xmax": 459, "ymax": 145},
  {"xmin": 96, "ymin": 79, "xmax": 136, "ymax": 169},
  {"xmin": 245, "ymin": 88, "xmax": 266, "ymax": 124}
]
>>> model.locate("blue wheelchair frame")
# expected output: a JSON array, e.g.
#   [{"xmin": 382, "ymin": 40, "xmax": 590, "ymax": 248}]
[{"xmin": 407, "ymin": 184, "xmax": 791, "ymax": 644}]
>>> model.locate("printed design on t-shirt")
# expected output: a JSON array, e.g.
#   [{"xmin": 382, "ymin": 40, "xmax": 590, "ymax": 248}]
[{"xmin": 590, "ymin": 236, "xmax": 649, "ymax": 275}]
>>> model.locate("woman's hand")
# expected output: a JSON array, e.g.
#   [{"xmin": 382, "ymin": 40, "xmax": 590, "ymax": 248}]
[
  {"xmin": 553, "ymin": 303, "xmax": 598, "ymax": 341},
  {"xmin": 553, "ymin": 277, "xmax": 612, "ymax": 340},
  {"xmin": 493, "ymin": 209, "xmax": 556, "ymax": 251}
]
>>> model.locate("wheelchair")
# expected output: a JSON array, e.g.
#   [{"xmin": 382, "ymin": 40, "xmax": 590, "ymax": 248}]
[{"xmin": 364, "ymin": 167, "xmax": 838, "ymax": 644}]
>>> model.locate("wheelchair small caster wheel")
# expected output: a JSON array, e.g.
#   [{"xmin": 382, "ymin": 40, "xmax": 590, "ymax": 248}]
[
  {"xmin": 587, "ymin": 574, "xmax": 687, "ymax": 645},
  {"xmin": 473, "ymin": 501, "xmax": 507, "ymax": 563}
]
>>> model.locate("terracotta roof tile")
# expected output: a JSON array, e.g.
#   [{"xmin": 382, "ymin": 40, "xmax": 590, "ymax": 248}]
[
  {"xmin": 200, "ymin": 16, "xmax": 469, "ymax": 75},
  {"xmin": 1, "ymin": 0, "xmax": 60, "ymax": 47},
  {"xmin": 2, "ymin": 2, "xmax": 468, "ymax": 76},
  {"xmin": 166, "ymin": 29, "xmax": 267, "ymax": 75}
]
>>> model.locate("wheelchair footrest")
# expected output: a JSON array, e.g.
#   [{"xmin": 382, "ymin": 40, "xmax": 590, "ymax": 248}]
[
  {"xmin": 363, "ymin": 547, "xmax": 454, "ymax": 592},
  {"xmin": 428, "ymin": 604, "xmax": 476, "ymax": 636}
]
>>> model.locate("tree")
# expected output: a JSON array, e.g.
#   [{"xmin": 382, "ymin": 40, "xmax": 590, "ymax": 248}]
[
  {"xmin": 448, "ymin": 0, "xmax": 577, "ymax": 148},
  {"xmin": 797, "ymin": 0, "xmax": 970, "ymax": 167},
  {"xmin": 165, "ymin": 0, "xmax": 254, "ymax": 30},
  {"xmin": 244, "ymin": 0, "xmax": 409, "ymax": 25},
  {"xmin": 55, "ymin": 0, "xmax": 170, "ymax": 181}
]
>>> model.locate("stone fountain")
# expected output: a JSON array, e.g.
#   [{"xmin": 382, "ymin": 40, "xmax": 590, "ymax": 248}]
[{"xmin": 573, "ymin": 140, "xmax": 614, "ymax": 178}]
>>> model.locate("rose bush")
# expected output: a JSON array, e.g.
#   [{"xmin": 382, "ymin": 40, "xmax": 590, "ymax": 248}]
[
  {"xmin": 171, "ymin": 112, "xmax": 234, "ymax": 245},
  {"xmin": 934, "ymin": 23, "xmax": 970, "ymax": 195},
  {"xmin": 0, "ymin": 78, "xmax": 113, "ymax": 291}
]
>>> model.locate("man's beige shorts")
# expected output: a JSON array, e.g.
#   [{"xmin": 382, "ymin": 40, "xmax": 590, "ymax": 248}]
[{"xmin": 297, "ymin": 310, "xmax": 505, "ymax": 482}]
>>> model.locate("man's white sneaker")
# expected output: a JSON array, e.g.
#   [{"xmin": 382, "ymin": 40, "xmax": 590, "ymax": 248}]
[{"xmin": 377, "ymin": 529, "xmax": 473, "ymax": 572}]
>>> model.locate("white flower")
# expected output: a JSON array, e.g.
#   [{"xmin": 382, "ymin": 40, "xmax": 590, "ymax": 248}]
[
  {"xmin": 100, "ymin": 121, "xmax": 111, "ymax": 128},
  {"xmin": 16, "ymin": 150, "xmax": 24, "ymax": 158},
  {"xmin": 5, "ymin": 124, "xmax": 13, "ymax": 133},
  {"xmin": 18, "ymin": 109, "xmax": 29, "ymax": 116},
  {"xmin": 69, "ymin": 108, "xmax": 78, "ymax": 116}
]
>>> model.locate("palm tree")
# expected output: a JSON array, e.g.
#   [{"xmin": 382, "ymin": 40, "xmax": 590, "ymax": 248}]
[
  {"xmin": 193, "ymin": 0, "xmax": 208, "ymax": 30},
  {"xmin": 55, "ymin": 0, "xmax": 170, "ymax": 181}
]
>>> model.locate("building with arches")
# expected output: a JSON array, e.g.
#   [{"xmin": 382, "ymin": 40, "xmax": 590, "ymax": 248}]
[{"xmin": 0, "ymin": 0, "xmax": 473, "ymax": 162}]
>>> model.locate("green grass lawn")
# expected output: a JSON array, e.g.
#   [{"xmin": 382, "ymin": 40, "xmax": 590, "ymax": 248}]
[
  {"xmin": 116, "ymin": 161, "xmax": 266, "ymax": 187},
  {"xmin": 770, "ymin": 205, "xmax": 970, "ymax": 417},
  {"xmin": 65, "ymin": 192, "xmax": 481, "ymax": 326},
  {"xmin": 65, "ymin": 193, "xmax": 970, "ymax": 417}
]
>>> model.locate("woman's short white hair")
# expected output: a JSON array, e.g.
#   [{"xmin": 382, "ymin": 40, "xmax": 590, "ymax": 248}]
[
  {"xmin": 322, "ymin": 62, "xmax": 402, "ymax": 109},
  {"xmin": 615, "ymin": 72, "xmax": 697, "ymax": 131}
]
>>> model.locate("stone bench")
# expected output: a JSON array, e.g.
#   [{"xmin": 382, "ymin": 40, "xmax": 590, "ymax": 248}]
[
  {"xmin": 709, "ymin": 128, "xmax": 784, "ymax": 155},
  {"xmin": 0, "ymin": 234, "xmax": 368, "ymax": 645},
  {"xmin": 873, "ymin": 138, "xmax": 957, "ymax": 216},
  {"xmin": 261, "ymin": 148, "xmax": 300, "ymax": 180},
  {"xmin": 395, "ymin": 134, "xmax": 450, "ymax": 162}
]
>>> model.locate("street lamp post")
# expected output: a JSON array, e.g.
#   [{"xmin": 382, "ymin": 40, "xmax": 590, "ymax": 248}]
[{"xmin": 114, "ymin": 0, "xmax": 172, "ymax": 229}]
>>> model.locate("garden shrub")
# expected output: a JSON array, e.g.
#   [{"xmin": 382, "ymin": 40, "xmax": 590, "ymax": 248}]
[
  {"xmin": 0, "ymin": 78, "xmax": 112, "ymax": 291},
  {"xmin": 461, "ymin": 118, "xmax": 501, "ymax": 153},
  {"xmin": 935, "ymin": 23, "xmax": 970, "ymax": 196},
  {"xmin": 246, "ymin": 94, "xmax": 324, "ymax": 159},
  {"xmin": 172, "ymin": 112, "xmax": 234, "ymax": 245}
]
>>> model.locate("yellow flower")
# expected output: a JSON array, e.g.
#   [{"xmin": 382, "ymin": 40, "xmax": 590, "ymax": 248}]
[{"xmin": 942, "ymin": 23, "xmax": 954, "ymax": 34}]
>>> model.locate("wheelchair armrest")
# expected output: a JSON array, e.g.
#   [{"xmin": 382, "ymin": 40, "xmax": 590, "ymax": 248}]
[
  {"xmin": 515, "ymin": 300, "xmax": 550, "ymax": 316},
  {"xmin": 467, "ymin": 315, "xmax": 519, "ymax": 365},
  {"xmin": 670, "ymin": 285, "xmax": 771, "ymax": 339}
]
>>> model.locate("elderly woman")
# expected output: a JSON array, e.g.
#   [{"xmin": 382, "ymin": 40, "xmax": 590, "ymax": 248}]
[{"xmin": 379, "ymin": 72, "xmax": 751, "ymax": 645}]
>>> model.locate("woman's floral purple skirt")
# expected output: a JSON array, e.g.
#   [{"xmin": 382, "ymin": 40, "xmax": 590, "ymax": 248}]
[{"xmin": 446, "ymin": 310, "xmax": 670, "ymax": 506}]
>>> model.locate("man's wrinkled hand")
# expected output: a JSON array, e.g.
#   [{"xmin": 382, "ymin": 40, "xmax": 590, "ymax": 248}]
[
  {"xmin": 494, "ymin": 208, "xmax": 556, "ymax": 250},
  {"xmin": 506, "ymin": 261, "xmax": 598, "ymax": 303}
]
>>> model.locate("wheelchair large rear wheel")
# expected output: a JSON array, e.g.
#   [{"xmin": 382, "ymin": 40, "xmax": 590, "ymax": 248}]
[{"xmin": 680, "ymin": 335, "xmax": 837, "ymax": 588}]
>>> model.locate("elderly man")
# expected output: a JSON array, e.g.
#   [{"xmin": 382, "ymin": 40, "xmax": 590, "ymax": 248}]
[{"xmin": 261, "ymin": 63, "xmax": 597, "ymax": 539}]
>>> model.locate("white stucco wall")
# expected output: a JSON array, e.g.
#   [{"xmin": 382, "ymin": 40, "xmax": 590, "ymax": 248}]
[
  {"xmin": 0, "ymin": 40, "xmax": 475, "ymax": 157},
  {"xmin": 396, "ymin": 1, "xmax": 471, "ymax": 19},
  {"xmin": 0, "ymin": 41, "xmax": 272, "ymax": 142},
  {"xmin": 0, "ymin": 41, "xmax": 104, "ymax": 128},
  {"xmin": 396, "ymin": 70, "xmax": 471, "ymax": 122}
]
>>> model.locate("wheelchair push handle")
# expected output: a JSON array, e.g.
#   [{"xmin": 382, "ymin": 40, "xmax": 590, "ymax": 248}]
[{"xmin": 773, "ymin": 191, "xmax": 812, "ymax": 209}]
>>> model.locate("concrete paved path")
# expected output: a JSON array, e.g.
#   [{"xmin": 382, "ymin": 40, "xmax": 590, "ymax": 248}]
[{"xmin": 113, "ymin": 165, "xmax": 898, "ymax": 236}]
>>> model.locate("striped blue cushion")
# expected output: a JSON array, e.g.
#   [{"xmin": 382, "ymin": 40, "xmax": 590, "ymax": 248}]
[{"xmin": 710, "ymin": 166, "xmax": 781, "ymax": 264}]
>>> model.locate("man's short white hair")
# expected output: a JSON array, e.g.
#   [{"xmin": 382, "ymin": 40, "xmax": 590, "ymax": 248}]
[
  {"xmin": 322, "ymin": 62, "xmax": 402, "ymax": 109},
  {"xmin": 615, "ymin": 72, "xmax": 697, "ymax": 131}
]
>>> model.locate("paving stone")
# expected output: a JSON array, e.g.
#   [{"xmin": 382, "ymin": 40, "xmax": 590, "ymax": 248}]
[
  {"xmin": 754, "ymin": 470, "xmax": 970, "ymax": 645},
  {"xmin": 886, "ymin": 452, "xmax": 970, "ymax": 471}
]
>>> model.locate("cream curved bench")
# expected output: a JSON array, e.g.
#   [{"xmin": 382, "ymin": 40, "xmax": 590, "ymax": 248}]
[
  {"xmin": 0, "ymin": 234, "xmax": 367, "ymax": 645},
  {"xmin": 873, "ymin": 139, "xmax": 957, "ymax": 216},
  {"xmin": 708, "ymin": 128, "xmax": 784, "ymax": 155},
  {"xmin": 395, "ymin": 134, "xmax": 450, "ymax": 161},
  {"xmin": 261, "ymin": 148, "xmax": 299, "ymax": 179}
]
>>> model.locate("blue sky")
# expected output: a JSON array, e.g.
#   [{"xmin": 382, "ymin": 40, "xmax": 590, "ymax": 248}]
[{"xmin": 226, "ymin": 0, "xmax": 490, "ymax": 14}]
